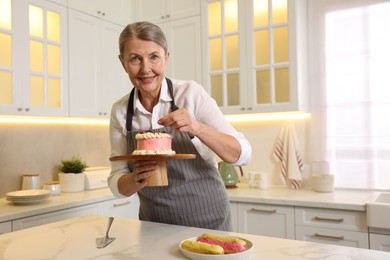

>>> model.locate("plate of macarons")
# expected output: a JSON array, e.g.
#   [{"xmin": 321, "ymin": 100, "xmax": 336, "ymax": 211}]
[{"xmin": 179, "ymin": 233, "xmax": 254, "ymax": 260}]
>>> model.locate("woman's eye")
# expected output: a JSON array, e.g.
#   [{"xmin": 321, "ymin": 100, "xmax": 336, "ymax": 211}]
[
  {"xmin": 150, "ymin": 54, "xmax": 160, "ymax": 63},
  {"xmin": 130, "ymin": 56, "xmax": 140, "ymax": 64}
]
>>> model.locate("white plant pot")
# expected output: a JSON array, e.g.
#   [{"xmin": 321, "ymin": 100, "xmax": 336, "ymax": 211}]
[{"xmin": 58, "ymin": 173, "xmax": 85, "ymax": 193}]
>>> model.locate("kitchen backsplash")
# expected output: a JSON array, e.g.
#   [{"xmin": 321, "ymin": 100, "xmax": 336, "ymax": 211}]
[{"xmin": 0, "ymin": 118, "xmax": 310, "ymax": 197}]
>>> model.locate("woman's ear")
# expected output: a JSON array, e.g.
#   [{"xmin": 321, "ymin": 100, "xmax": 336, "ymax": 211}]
[{"xmin": 118, "ymin": 55, "xmax": 128, "ymax": 73}]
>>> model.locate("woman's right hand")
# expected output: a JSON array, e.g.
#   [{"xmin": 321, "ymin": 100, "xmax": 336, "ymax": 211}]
[{"xmin": 118, "ymin": 160, "xmax": 159, "ymax": 196}]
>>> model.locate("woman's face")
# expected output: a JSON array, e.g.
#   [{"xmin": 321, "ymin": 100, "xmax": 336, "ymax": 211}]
[{"xmin": 119, "ymin": 38, "xmax": 169, "ymax": 98}]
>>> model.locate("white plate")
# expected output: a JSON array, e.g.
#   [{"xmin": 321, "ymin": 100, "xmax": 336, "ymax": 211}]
[
  {"xmin": 6, "ymin": 189, "xmax": 51, "ymax": 198},
  {"xmin": 179, "ymin": 236, "xmax": 253, "ymax": 260},
  {"xmin": 6, "ymin": 197, "xmax": 50, "ymax": 205}
]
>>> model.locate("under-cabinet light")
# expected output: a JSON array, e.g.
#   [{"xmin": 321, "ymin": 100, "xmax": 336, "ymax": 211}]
[
  {"xmin": 224, "ymin": 112, "xmax": 311, "ymax": 122},
  {"xmin": 0, "ymin": 116, "xmax": 109, "ymax": 125}
]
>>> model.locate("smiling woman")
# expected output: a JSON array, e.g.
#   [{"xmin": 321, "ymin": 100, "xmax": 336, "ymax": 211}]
[{"xmin": 309, "ymin": 0, "xmax": 390, "ymax": 190}]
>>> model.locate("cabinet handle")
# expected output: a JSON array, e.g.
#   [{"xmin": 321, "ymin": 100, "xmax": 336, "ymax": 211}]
[
  {"xmin": 18, "ymin": 107, "xmax": 23, "ymax": 111},
  {"xmin": 165, "ymin": 14, "xmax": 170, "ymax": 18},
  {"xmin": 247, "ymin": 107, "xmax": 252, "ymax": 110},
  {"xmin": 25, "ymin": 108, "xmax": 30, "ymax": 112},
  {"xmin": 314, "ymin": 233, "xmax": 344, "ymax": 240},
  {"xmin": 313, "ymin": 216, "xmax": 344, "ymax": 223},
  {"xmin": 113, "ymin": 201, "xmax": 131, "ymax": 207},
  {"xmin": 161, "ymin": 15, "xmax": 165, "ymax": 19},
  {"xmin": 250, "ymin": 208, "xmax": 277, "ymax": 214}
]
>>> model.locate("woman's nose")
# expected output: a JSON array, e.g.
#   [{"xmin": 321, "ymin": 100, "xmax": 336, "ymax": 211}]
[{"xmin": 140, "ymin": 60, "xmax": 152, "ymax": 73}]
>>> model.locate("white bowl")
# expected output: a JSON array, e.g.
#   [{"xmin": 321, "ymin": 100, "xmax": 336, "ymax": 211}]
[
  {"xmin": 179, "ymin": 236, "xmax": 253, "ymax": 260},
  {"xmin": 43, "ymin": 181, "xmax": 61, "ymax": 196}
]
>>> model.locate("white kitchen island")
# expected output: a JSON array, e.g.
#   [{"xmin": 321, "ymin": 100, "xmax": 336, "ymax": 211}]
[{"xmin": 0, "ymin": 215, "xmax": 389, "ymax": 260}]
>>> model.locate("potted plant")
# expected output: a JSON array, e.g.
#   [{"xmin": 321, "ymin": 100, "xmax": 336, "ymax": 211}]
[{"xmin": 58, "ymin": 154, "xmax": 88, "ymax": 193}]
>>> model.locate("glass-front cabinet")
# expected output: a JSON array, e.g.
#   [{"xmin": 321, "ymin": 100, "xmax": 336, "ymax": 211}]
[
  {"xmin": 0, "ymin": 0, "xmax": 68, "ymax": 116},
  {"xmin": 202, "ymin": 0, "xmax": 307, "ymax": 114}
]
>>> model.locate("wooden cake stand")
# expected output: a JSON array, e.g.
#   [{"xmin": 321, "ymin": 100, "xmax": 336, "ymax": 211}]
[{"xmin": 109, "ymin": 154, "xmax": 196, "ymax": 186}]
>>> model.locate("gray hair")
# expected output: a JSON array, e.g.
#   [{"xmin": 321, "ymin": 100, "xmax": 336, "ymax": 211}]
[{"xmin": 119, "ymin": 21, "xmax": 168, "ymax": 56}]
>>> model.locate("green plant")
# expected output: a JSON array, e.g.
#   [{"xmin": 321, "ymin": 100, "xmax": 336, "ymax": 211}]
[{"xmin": 58, "ymin": 154, "xmax": 88, "ymax": 173}]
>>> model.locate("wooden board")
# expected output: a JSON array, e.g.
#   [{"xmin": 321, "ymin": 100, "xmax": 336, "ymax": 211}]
[{"xmin": 109, "ymin": 154, "xmax": 196, "ymax": 161}]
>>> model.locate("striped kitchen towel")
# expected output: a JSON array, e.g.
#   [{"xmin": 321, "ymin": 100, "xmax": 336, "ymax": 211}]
[{"xmin": 273, "ymin": 121, "xmax": 304, "ymax": 189}]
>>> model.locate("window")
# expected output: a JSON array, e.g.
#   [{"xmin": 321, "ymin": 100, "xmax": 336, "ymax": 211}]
[{"xmin": 309, "ymin": 0, "xmax": 390, "ymax": 189}]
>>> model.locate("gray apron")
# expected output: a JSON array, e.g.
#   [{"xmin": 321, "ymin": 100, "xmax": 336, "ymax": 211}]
[{"xmin": 126, "ymin": 78, "xmax": 232, "ymax": 231}]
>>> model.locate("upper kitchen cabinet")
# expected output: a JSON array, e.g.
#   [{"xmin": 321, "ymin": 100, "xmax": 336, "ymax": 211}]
[
  {"xmin": 67, "ymin": 0, "xmax": 132, "ymax": 26},
  {"xmin": 0, "ymin": 0, "xmax": 69, "ymax": 116},
  {"xmin": 134, "ymin": 0, "xmax": 200, "ymax": 24},
  {"xmin": 134, "ymin": 0, "xmax": 202, "ymax": 84},
  {"xmin": 202, "ymin": 0, "xmax": 308, "ymax": 114},
  {"xmin": 68, "ymin": 9, "xmax": 130, "ymax": 118}
]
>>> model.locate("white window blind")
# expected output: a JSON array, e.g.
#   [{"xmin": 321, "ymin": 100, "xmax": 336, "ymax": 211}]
[{"xmin": 309, "ymin": 0, "xmax": 390, "ymax": 190}]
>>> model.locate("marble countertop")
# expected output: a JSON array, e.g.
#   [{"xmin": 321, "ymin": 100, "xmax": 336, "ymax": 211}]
[
  {"xmin": 0, "ymin": 184, "xmax": 376, "ymax": 223},
  {"xmin": 0, "ymin": 215, "xmax": 389, "ymax": 260},
  {"xmin": 227, "ymin": 183, "xmax": 375, "ymax": 211}
]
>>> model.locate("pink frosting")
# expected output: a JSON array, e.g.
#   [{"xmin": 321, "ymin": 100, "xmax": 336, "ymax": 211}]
[
  {"xmin": 197, "ymin": 238, "xmax": 245, "ymax": 253},
  {"xmin": 137, "ymin": 138, "xmax": 171, "ymax": 151}
]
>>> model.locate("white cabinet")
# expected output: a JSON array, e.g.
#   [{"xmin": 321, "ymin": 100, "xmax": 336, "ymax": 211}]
[
  {"xmin": 68, "ymin": 9, "xmax": 130, "ymax": 118},
  {"xmin": 370, "ymin": 233, "xmax": 390, "ymax": 252},
  {"xmin": 0, "ymin": 221, "xmax": 12, "ymax": 235},
  {"xmin": 201, "ymin": 0, "xmax": 308, "ymax": 114},
  {"xmin": 12, "ymin": 204, "xmax": 99, "ymax": 231},
  {"xmin": 134, "ymin": 0, "xmax": 202, "ymax": 84},
  {"xmin": 229, "ymin": 202, "xmax": 238, "ymax": 232},
  {"xmin": 237, "ymin": 202, "xmax": 295, "ymax": 239},
  {"xmin": 134, "ymin": 0, "xmax": 200, "ymax": 24},
  {"xmin": 295, "ymin": 207, "xmax": 369, "ymax": 248},
  {"xmin": 11, "ymin": 196, "xmax": 139, "ymax": 232},
  {"xmin": 68, "ymin": 0, "xmax": 132, "ymax": 26},
  {"xmin": 98, "ymin": 195, "xmax": 139, "ymax": 219},
  {"xmin": 0, "ymin": 0, "xmax": 69, "ymax": 116}
]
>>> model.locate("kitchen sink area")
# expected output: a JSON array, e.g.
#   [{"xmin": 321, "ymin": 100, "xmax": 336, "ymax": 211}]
[{"xmin": 367, "ymin": 192, "xmax": 390, "ymax": 229}]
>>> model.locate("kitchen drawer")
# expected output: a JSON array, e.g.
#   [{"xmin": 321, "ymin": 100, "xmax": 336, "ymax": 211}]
[
  {"xmin": 296, "ymin": 226, "xmax": 369, "ymax": 248},
  {"xmin": 0, "ymin": 221, "xmax": 12, "ymax": 234},
  {"xmin": 98, "ymin": 195, "xmax": 140, "ymax": 219},
  {"xmin": 237, "ymin": 202, "xmax": 295, "ymax": 239},
  {"xmin": 12, "ymin": 204, "xmax": 99, "ymax": 231},
  {"xmin": 295, "ymin": 207, "xmax": 367, "ymax": 231},
  {"xmin": 370, "ymin": 233, "xmax": 390, "ymax": 252}
]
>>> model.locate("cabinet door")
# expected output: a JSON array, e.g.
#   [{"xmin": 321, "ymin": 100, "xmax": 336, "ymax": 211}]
[
  {"xmin": 135, "ymin": 0, "xmax": 200, "ymax": 23},
  {"xmin": 163, "ymin": 16, "xmax": 202, "ymax": 84},
  {"xmin": 68, "ymin": 10, "xmax": 100, "ymax": 117},
  {"xmin": 68, "ymin": 10, "xmax": 129, "ymax": 118},
  {"xmin": 1, "ymin": 0, "xmax": 68, "ymax": 116},
  {"xmin": 229, "ymin": 202, "xmax": 238, "ymax": 232},
  {"xmin": 98, "ymin": 195, "xmax": 140, "ymax": 219},
  {"xmin": 68, "ymin": 0, "xmax": 131, "ymax": 25},
  {"xmin": 12, "ymin": 204, "xmax": 99, "ymax": 231},
  {"xmin": 0, "ymin": 221, "xmax": 12, "ymax": 234},
  {"xmin": 237, "ymin": 202, "xmax": 295, "ymax": 239},
  {"xmin": 99, "ymin": 21, "xmax": 131, "ymax": 115},
  {"xmin": 370, "ymin": 233, "xmax": 390, "ymax": 252},
  {"xmin": 296, "ymin": 226, "xmax": 369, "ymax": 249}
]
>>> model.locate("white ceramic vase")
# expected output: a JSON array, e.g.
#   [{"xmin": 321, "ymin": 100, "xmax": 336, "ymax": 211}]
[{"xmin": 58, "ymin": 173, "xmax": 85, "ymax": 193}]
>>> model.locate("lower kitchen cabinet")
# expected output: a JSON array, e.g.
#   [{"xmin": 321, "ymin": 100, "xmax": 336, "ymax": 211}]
[
  {"xmin": 11, "ymin": 195, "xmax": 140, "ymax": 232},
  {"xmin": 237, "ymin": 202, "xmax": 295, "ymax": 239},
  {"xmin": 0, "ymin": 221, "xmax": 12, "ymax": 234},
  {"xmin": 229, "ymin": 202, "xmax": 238, "ymax": 232},
  {"xmin": 295, "ymin": 207, "xmax": 369, "ymax": 249},
  {"xmin": 369, "ymin": 233, "xmax": 390, "ymax": 252}
]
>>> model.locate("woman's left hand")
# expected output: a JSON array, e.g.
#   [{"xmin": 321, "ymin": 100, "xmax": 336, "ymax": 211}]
[{"xmin": 158, "ymin": 108, "xmax": 200, "ymax": 136}]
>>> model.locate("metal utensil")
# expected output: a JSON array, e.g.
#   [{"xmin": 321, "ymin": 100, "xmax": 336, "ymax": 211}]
[{"xmin": 96, "ymin": 217, "xmax": 116, "ymax": 249}]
